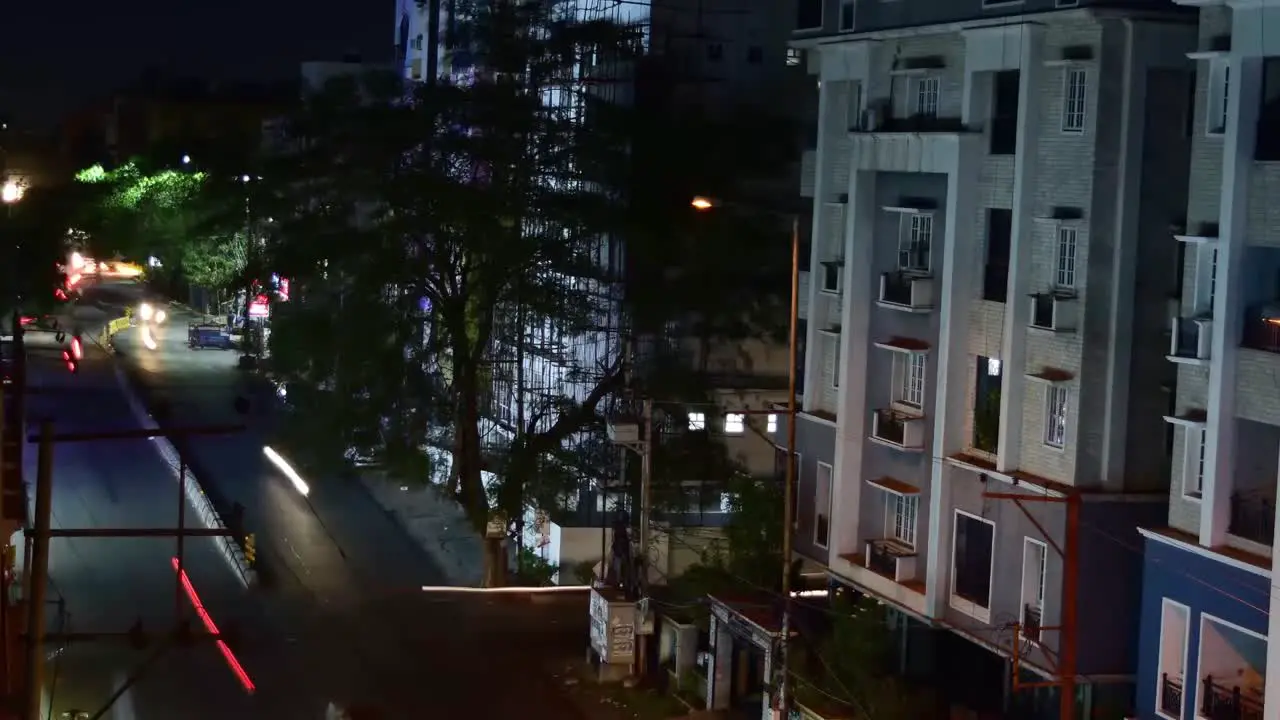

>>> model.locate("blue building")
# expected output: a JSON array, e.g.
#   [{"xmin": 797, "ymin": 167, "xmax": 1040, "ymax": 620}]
[{"xmin": 1137, "ymin": 531, "xmax": 1269, "ymax": 720}]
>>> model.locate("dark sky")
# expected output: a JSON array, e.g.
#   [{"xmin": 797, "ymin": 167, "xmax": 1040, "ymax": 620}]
[{"xmin": 2, "ymin": 0, "xmax": 392, "ymax": 128}]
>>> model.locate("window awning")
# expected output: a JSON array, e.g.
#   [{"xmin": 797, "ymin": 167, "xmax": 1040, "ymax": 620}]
[{"xmin": 866, "ymin": 476, "xmax": 920, "ymax": 497}]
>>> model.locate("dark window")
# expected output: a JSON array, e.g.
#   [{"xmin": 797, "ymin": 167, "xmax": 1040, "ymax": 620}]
[
  {"xmin": 983, "ymin": 209, "xmax": 1012, "ymax": 302},
  {"xmin": 1256, "ymin": 58, "xmax": 1280, "ymax": 160},
  {"xmin": 839, "ymin": 1, "xmax": 854, "ymax": 30},
  {"xmin": 795, "ymin": 0, "xmax": 822, "ymax": 30},
  {"xmin": 707, "ymin": 44, "xmax": 723, "ymax": 61},
  {"xmin": 953, "ymin": 513, "xmax": 994, "ymax": 608},
  {"xmin": 747, "ymin": 46, "xmax": 763, "ymax": 64},
  {"xmin": 990, "ymin": 70, "xmax": 1020, "ymax": 155}
]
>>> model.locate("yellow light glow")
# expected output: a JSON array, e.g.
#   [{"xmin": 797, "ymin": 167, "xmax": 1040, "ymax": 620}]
[
  {"xmin": 1, "ymin": 181, "xmax": 24, "ymax": 204},
  {"xmin": 690, "ymin": 196, "xmax": 715, "ymax": 211}
]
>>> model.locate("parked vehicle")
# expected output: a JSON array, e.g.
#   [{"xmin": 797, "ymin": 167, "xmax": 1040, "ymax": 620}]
[{"xmin": 188, "ymin": 323, "xmax": 235, "ymax": 350}]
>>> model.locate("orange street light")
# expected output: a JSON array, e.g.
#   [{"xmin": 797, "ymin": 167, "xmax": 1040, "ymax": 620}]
[{"xmin": 690, "ymin": 196, "xmax": 715, "ymax": 211}]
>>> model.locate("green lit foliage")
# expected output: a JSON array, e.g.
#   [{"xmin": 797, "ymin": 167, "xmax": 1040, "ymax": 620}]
[{"xmin": 75, "ymin": 160, "xmax": 254, "ymax": 290}]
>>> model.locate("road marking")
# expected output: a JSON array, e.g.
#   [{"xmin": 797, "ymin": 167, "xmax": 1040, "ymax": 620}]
[{"xmin": 112, "ymin": 671, "xmax": 139, "ymax": 720}]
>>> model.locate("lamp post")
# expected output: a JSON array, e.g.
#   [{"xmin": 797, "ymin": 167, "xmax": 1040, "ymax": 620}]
[{"xmin": 691, "ymin": 196, "xmax": 800, "ymax": 720}]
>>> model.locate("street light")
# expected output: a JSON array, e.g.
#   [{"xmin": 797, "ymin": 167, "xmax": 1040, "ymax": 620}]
[
  {"xmin": 691, "ymin": 194, "xmax": 800, "ymax": 719},
  {"xmin": 1, "ymin": 180, "xmax": 23, "ymax": 205}
]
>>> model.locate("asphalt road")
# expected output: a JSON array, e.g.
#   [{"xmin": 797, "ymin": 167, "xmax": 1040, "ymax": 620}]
[{"xmin": 55, "ymin": 281, "xmax": 594, "ymax": 719}]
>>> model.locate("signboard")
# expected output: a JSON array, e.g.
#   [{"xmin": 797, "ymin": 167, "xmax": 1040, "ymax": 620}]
[
  {"xmin": 248, "ymin": 294, "xmax": 270, "ymax": 318},
  {"xmin": 589, "ymin": 589, "xmax": 636, "ymax": 664}
]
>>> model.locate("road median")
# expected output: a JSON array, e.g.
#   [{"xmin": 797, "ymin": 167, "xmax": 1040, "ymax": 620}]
[{"xmin": 96, "ymin": 330, "xmax": 258, "ymax": 588}]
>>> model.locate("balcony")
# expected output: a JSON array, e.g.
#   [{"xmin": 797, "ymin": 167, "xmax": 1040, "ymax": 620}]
[
  {"xmin": 1028, "ymin": 292, "xmax": 1077, "ymax": 333},
  {"xmin": 870, "ymin": 408, "xmax": 925, "ymax": 451},
  {"xmin": 865, "ymin": 540, "xmax": 919, "ymax": 583},
  {"xmin": 1243, "ymin": 308, "xmax": 1280, "ymax": 354},
  {"xmin": 1021, "ymin": 604, "xmax": 1042, "ymax": 644},
  {"xmin": 878, "ymin": 272, "xmax": 934, "ymax": 313},
  {"xmin": 1169, "ymin": 316, "xmax": 1213, "ymax": 365},
  {"xmin": 1160, "ymin": 674, "xmax": 1184, "ymax": 717},
  {"xmin": 1201, "ymin": 676, "xmax": 1264, "ymax": 720},
  {"xmin": 1229, "ymin": 490, "xmax": 1275, "ymax": 546},
  {"xmin": 849, "ymin": 106, "xmax": 980, "ymax": 174}
]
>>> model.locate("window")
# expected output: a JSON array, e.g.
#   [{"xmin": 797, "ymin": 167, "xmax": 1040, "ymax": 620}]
[
  {"xmin": 973, "ymin": 356, "xmax": 1002, "ymax": 453},
  {"xmin": 767, "ymin": 414, "xmax": 778, "ymax": 433},
  {"xmin": 1021, "ymin": 538, "xmax": 1047, "ymax": 642},
  {"xmin": 914, "ymin": 77, "xmax": 940, "ymax": 117},
  {"xmin": 1184, "ymin": 428, "xmax": 1205, "ymax": 499},
  {"xmin": 896, "ymin": 353, "xmax": 926, "ymax": 408},
  {"xmin": 1062, "ymin": 68, "xmax": 1087, "ymax": 133},
  {"xmin": 1056, "ymin": 0, "xmax": 1079, "ymax": 6},
  {"xmin": 847, "ymin": 82, "xmax": 863, "ymax": 130},
  {"xmin": 1256, "ymin": 58, "xmax": 1280, "ymax": 160},
  {"xmin": 1208, "ymin": 248, "xmax": 1218, "ymax": 312},
  {"xmin": 839, "ymin": 0, "xmax": 854, "ymax": 30},
  {"xmin": 1055, "ymin": 226, "xmax": 1078, "ymax": 289},
  {"xmin": 984, "ymin": 208, "xmax": 1012, "ymax": 302},
  {"xmin": 899, "ymin": 213, "xmax": 933, "ymax": 271},
  {"xmin": 724, "ymin": 413, "xmax": 745, "ymax": 434},
  {"xmin": 1207, "ymin": 60, "xmax": 1230, "ymax": 135},
  {"xmin": 707, "ymin": 44, "xmax": 723, "ymax": 61},
  {"xmin": 688, "ymin": 412, "xmax": 706, "ymax": 431},
  {"xmin": 832, "ymin": 337, "xmax": 841, "ymax": 389},
  {"xmin": 1044, "ymin": 386, "xmax": 1069, "ymax": 448},
  {"xmin": 990, "ymin": 70, "xmax": 1020, "ymax": 155},
  {"xmin": 891, "ymin": 495, "xmax": 918, "ymax": 547},
  {"xmin": 952, "ymin": 511, "xmax": 995, "ymax": 614},
  {"xmin": 820, "ymin": 262, "xmax": 843, "ymax": 294},
  {"xmin": 747, "ymin": 46, "xmax": 763, "ymax": 64},
  {"xmin": 1155, "ymin": 599, "xmax": 1190, "ymax": 719},
  {"xmin": 786, "ymin": 48, "xmax": 803, "ymax": 67},
  {"xmin": 815, "ymin": 462, "xmax": 833, "ymax": 548}
]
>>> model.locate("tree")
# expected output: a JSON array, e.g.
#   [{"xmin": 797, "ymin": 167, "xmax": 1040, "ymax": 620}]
[
  {"xmin": 262, "ymin": 0, "xmax": 798, "ymax": 584},
  {"xmin": 0, "ymin": 183, "xmax": 75, "ymax": 317}
]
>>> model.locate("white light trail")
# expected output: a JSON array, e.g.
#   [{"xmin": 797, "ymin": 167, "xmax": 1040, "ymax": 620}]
[
  {"xmin": 420, "ymin": 585, "xmax": 591, "ymax": 594},
  {"xmin": 141, "ymin": 326, "xmax": 157, "ymax": 350},
  {"xmin": 263, "ymin": 446, "xmax": 311, "ymax": 496}
]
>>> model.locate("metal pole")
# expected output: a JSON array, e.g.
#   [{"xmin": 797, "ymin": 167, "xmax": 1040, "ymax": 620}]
[
  {"xmin": 23, "ymin": 422, "xmax": 52, "ymax": 720},
  {"xmin": 776, "ymin": 215, "xmax": 800, "ymax": 719},
  {"xmin": 175, "ymin": 460, "xmax": 186, "ymax": 619},
  {"xmin": 637, "ymin": 398, "xmax": 653, "ymax": 580},
  {"xmin": 1059, "ymin": 496, "xmax": 1080, "ymax": 720}
]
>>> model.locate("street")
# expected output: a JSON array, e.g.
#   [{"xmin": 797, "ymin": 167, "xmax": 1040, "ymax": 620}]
[{"xmin": 28, "ymin": 281, "xmax": 596, "ymax": 719}]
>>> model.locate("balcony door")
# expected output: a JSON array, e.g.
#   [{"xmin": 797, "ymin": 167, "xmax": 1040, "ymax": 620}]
[{"xmin": 952, "ymin": 511, "xmax": 995, "ymax": 620}]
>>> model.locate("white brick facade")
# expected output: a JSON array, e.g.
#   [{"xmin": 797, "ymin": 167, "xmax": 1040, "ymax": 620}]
[{"xmin": 794, "ymin": 3, "xmax": 1195, "ymax": 688}]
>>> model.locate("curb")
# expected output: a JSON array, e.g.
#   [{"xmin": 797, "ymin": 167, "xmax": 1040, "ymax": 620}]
[{"xmin": 94, "ymin": 329, "xmax": 257, "ymax": 588}]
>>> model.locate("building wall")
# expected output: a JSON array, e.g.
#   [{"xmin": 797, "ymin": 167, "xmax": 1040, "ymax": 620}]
[{"xmin": 1135, "ymin": 533, "xmax": 1269, "ymax": 720}]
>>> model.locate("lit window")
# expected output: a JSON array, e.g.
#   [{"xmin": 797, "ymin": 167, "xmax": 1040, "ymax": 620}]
[
  {"xmin": 724, "ymin": 413, "xmax": 745, "ymax": 434},
  {"xmin": 767, "ymin": 414, "xmax": 778, "ymax": 433},
  {"xmin": 688, "ymin": 412, "xmax": 706, "ymax": 431}
]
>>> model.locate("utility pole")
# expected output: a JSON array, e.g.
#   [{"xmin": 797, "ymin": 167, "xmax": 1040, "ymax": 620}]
[
  {"xmin": 636, "ymin": 398, "xmax": 653, "ymax": 578},
  {"xmin": 21, "ymin": 421, "xmax": 245, "ymax": 720},
  {"xmin": 775, "ymin": 215, "xmax": 801, "ymax": 720}
]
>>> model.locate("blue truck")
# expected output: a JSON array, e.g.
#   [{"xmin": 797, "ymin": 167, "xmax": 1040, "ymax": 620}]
[{"xmin": 187, "ymin": 323, "xmax": 235, "ymax": 350}]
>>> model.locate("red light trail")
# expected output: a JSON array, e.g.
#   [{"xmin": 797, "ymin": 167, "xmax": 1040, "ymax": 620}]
[{"xmin": 170, "ymin": 557, "xmax": 256, "ymax": 693}]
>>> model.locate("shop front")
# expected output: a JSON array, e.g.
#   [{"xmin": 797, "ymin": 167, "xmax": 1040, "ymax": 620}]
[{"xmin": 705, "ymin": 594, "xmax": 785, "ymax": 720}]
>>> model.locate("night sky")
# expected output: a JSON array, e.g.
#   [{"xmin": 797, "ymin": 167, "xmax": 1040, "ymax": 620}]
[{"xmin": 2, "ymin": 0, "xmax": 392, "ymax": 128}]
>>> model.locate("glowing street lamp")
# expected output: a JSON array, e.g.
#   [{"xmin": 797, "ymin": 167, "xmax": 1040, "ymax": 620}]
[
  {"xmin": 1, "ymin": 180, "xmax": 24, "ymax": 204},
  {"xmin": 690, "ymin": 196, "xmax": 716, "ymax": 211}
]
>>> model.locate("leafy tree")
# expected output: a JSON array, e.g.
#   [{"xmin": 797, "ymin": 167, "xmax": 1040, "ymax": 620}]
[
  {"xmin": 261, "ymin": 0, "xmax": 798, "ymax": 585},
  {"xmin": 0, "ymin": 183, "xmax": 75, "ymax": 317}
]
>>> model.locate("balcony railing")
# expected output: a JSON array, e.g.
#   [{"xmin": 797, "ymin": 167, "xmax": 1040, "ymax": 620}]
[
  {"xmin": 1171, "ymin": 316, "xmax": 1212, "ymax": 361},
  {"xmin": 1229, "ymin": 490, "xmax": 1275, "ymax": 546},
  {"xmin": 866, "ymin": 541, "xmax": 899, "ymax": 578},
  {"xmin": 1242, "ymin": 310, "xmax": 1280, "ymax": 354},
  {"xmin": 873, "ymin": 409, "xmax": 905, "ymax": 445},
  {"xmin": 1201, "ymin": 676, "xmax": 1264, "ymax": 720},
  {"xmin": 1160, "ymin": 674, "xmax": 1184, "ymax": 717},
  {"xmin": 881, "ymin": 272, "xmax": 913, "ymax": 306},
  {"xmin": 1021, "ymin": 604, "xmax": 1042, "ymax": 643}
]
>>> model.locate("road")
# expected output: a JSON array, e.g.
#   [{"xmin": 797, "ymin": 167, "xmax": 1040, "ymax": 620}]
[{"xmin": 54, "ymin": 281, "xmax": 593, "ymax": 719}]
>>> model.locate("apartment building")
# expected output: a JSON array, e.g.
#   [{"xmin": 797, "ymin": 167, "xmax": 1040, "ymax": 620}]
[
  {"xmin": 788, "ymin": 0, "xmax": 1195, "ymax": 714},
  {"xmin": 394, "ymin": 0, "xmax": 808, "ymax": 580},
  {"xmin": 1136, "ymin": 2, "xmax": 1280, "ymax": 719}
]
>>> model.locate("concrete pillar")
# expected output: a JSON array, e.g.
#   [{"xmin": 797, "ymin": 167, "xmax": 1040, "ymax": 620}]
[
  {"xmin": 997, "ymin": 27, "xmax": 1045, "ymax": 474},
  {"xmin": 925, "ymin": 143, "xmax": 982, "ymax": 617},
  {"xmin": 801, "ymin": 74, "xmax": 836, "ymax": 412},
  {"xmin": 708, "ymin": 617, "xmax": 732, "ymax": 711},
  {"xmin": 830, "ymin": 170, "xmax": 877, "ymax": 561},
  {"xmin": 1202, "ymin": 56, "xmax": 1261, "ymax": 548}
]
